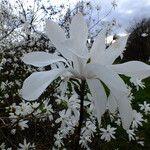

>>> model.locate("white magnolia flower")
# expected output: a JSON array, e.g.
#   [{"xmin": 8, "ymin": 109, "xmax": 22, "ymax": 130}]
[
  {"xmin": 55, "ymin": 110, "xmax": 70, "ymax": 124},
  {"xmin": 115, "ymin": 118, "xmax": 121, "ymax": 126},
  {"xmin": 54, "ymin": 132, "xmax": 64, "ymax": 148},
  {"xmin": 0, "ymin": 143, "xmax": 12, "ymax": 150},
  {"xmin": 137, "ymin": 141, "xmax": 144, "ymax": 146},
  {"xmin": 32, "ymin": 102, "xmax": 40, "ymax": 109},
  {"xmin": 100, "ymin": 125, "xmax": 116, "ymax": 142},
  {"xmin": 139, "ymin": 101, "xmax": 150, "ymax": 115},
  {"xmin": 132, "ymin": 110, "xmax": 144, "ymax": 129},
  {"xmin": 18, "ymin": 139, "xmax": 35, "ymax": 150},
  {"xmin": 11, "ymin": 129, "xmax": 16, "ymax": 135},
  {"xmin": 0, "ymin": 143, "xmax": 6, "ymax": 149},
  {"xmin": 126, "ymin": 129, "xmax": 135, "ymax": 141},
  {"xmin": 18, "ymin": 120, "xmax": 29, "ymax": 130},
  {"xmin": 81, "ymin": 120, "xmax": 96, "ymax": 138},
  {"xmin": 79, "ymin": 135, "xmax": 92, "ymax": 149},
  {"xmin": 130, "ymin": 77, "xmax": 145, "ymax": 91},
  {"xmin": 22, "ymin": 13, "xmax": 150, "ymax": 130}
]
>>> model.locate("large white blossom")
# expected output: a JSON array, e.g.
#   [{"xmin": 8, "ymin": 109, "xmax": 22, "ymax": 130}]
[{"xmin": 22, "ymin": 13, "xmax": 150, "ymax": 130}]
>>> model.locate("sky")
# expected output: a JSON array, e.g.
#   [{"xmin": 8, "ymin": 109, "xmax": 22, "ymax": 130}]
[
  {"xmin": 50, "ymin": 0, "xmax": 150, "ymax": 34},
  {"xmin": 107, "ymin": 0, "xmax": 150, "ymax": 33},
  {"xmin": 10, "ymin": 0, "xmax": 150, "ymax": 34}
]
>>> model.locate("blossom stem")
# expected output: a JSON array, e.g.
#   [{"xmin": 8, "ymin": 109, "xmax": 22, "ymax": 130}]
[{"xmin": 75, "ymin": 79, "xmax": 86, "ymax": 149}]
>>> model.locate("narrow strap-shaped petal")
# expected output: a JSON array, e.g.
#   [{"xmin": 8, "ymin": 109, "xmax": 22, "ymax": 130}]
[
  {"xmin": 85, "ymin": 63, "xmax": 129, "ymax": 94},
  {"xmin": 46, "ymin": 20, "xmax": 72, "ymax": 60},
  {"xmin": 90, "ymin": 29, "xmax": 106, "ymax": 64},
  {"xmin": 87, "ymin": 79, "xmax": 107, "ymax": 125},
  {"xmin": 70, "ymin": 13, "xmax": 88, "ymax": 54},
  {"xmin": 107, "ymin": 92, "xmax": 118, "ymax": 114},
  {"xmin": 85, "ymin": 64, "xmax": 132, "ymax": 129},
  {"xmin": 22, "ymin": 52, "xmax": 67, "ymax": 67},
  {"xmin": 22, "ymin": 68, "xmax": 67, "ymax": 101},
  {"xmin": 46, "ymin": 19, "xmax": 65, "ymax": 46},
  {"xmin": 105, "ymin": 35, "xmax": 129, "ymax": 64},
  {"xmin": 111, "ymin": 89, "xmax": 133, "ymax": 130},
  {"xmin": 111, "ymin": 61, "xmax": 150, "ymax": 79}
]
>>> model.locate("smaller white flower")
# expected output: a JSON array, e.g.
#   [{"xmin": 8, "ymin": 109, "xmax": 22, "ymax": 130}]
[
  {"xmin": 0, "ymin": 143, "xmax": 6, "ymax": 149},
  {"xmin": 100, "ymin": 125, "xmax": 116, "ymax": 142},
  {"xmin": 43, "ymin": 100, "xmax": 54, "ymax": 113},
  {"xmin": 115, "ymin": 118, "xmax": 121, "ymax": 126},
  {"xmin": 130, "ymin": 77, "xmax": 145, "ymax": 91},
  {"xmin": 1, "ymin": 82, "xmax": 6, "ymax": 90},
  {"xmin": 11, "ymin": 129, "xmax": 16, "ymax": 135},
  {"xmin": 132, "ymin": 110, "xmax": 144, "ymax": 129},
  {"xmin": 54, "ymin": 132, "xmax": 64, "ymax": 148},
  {"xmin": 137, "ymin": 141, "xmax": 144, "ymax": 146},
  {"xmin": 4, "ymin": 94, "xmax": 9, "ymax": 99},
  {"xmin": 81, "ymin": 120, "xmax": 96, "ymax": 139},
  {"xmin": 139, "ymin": 101, "xmax": 150, "ymax": 115},
  {"xmin": 0, "ymin": 142, "xmax": 12, "ymax": 150},
  {"xmin": 18, "ymin": 120, "xmax": 29, "ymax": 130},
  {"xmin": 9, "ymin": 113, "xmax": 18, "ymax": 123},
  {"xmin": 32, "ymin": 102, "xmax": 40, "ymax": 109},
  {"xmin": 79, "ymin": 135, "xmax": 91, "ymax": 149},
  {"xmin": 126, "ymin": 129, "xmax": 135, "ymax": 141},
  {"xmin": 18, "ymin": 139, "xmax": 35, "ymax": 150},
  {"xmin": 20, "ymin": 102, "xmax": 33, "ymax": 116},
  {"xmin": 56, "ymin": 110, "xmax": 68, "ymax": 123}
]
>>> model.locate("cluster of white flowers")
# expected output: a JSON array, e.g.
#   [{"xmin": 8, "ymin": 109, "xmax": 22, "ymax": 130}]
[
  {"xmin": 54, "ymin": 92, "xmax": 80, "ymax": 148},
  {"xmin": 80, "ymin": 120, "xmax": 96, "ymax": 149},
  {"xmin": 6, "ymin": 100, "xmax": 53, "ymax": 132},
  {"xmin": 0, "ymin": 139, "xmax": 35, "ymax": 150},
  {"xmin": 0, "ymin": 143, "xmax": 12, "ymax": 150}
]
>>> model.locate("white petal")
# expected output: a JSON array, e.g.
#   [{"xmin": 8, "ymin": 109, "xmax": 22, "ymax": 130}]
[
  {"xmin": 46, "ymin": 20, "xmax": 72, "ymax": 60},
  {"xmin": 111, "ymin": 61, "xmax": 150, "ymax": 79},
  {"xmin": 112, "ymin": 89, "xmax": 133, "ymax": 130},
  {"xmin": 22, "ymin": 69, "xmax": 67, "ymax": 101},
  {"xmin": 46, "ymin": 19, "xmax": 65, "ymax": 48},
  {"xmin": 61, "ymin": 39, "xmax": 89, "ymax": 59},
  {"xmin": 85, "ymin": 64, "xmax": 128, "ymax": 93},
  {"xmin": 22, "ymin": 52, "xmax": 66, "ymax": 67},
  {"xmin": 105, "ymin": 35, "xmax": 129, "ymax": 64},
  {"xmin": 90, "ymin": 29, "xmax": 106, "ymax": 63},
  {"xmin": 70, "ymin": 13, "xmax": 88, "ymax": 54},
  {"xmin": 72, "ymin": 54, "xmax": 87, "ymax": 75},
  {"xmin": 87, "ymin": 79, "xmax": 107, "ymax": 125},
  {"xmin": 107, "ymin": 92, "xmax": 118, "ymax": 114}
]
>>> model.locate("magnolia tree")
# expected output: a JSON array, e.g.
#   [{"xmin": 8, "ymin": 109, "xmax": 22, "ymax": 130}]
[{"xmin": 19, "ymin": 13, "xmax": 150, "ymax": 149}]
